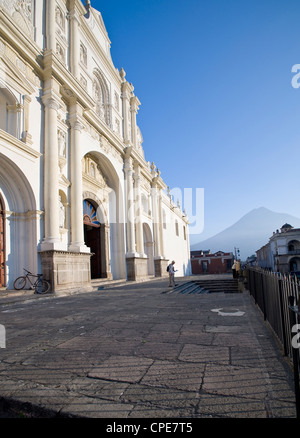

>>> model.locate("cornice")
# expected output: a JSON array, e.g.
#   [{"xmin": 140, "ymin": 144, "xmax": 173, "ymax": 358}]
[
  {"xmin": 151, "ymin": 176, "xmax": 167, "ymax": 191},
  {"xmin": 0, "ymin": 9, "xmax": 43, "ymax": 76},
  {"xmin": 0, "ymin": 129, "xmax": 41, "ymax": 160},
  {"xmin": 42, "ymin": 50, "xmax": 95, "ymax": 110},
  {"xmin": 131, "ymin": 149, "xmax": 148, "ymax": 169},
  {"xmin": 67, "ymin": 0, "xmax": 87, "ymax": 16},
  {"xmin": 0, "ymin": 51, "xmax": 36, "ymax": 95}
]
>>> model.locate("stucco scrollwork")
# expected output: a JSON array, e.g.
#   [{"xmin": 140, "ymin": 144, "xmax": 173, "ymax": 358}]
[{"xmin": 0, "ymin": 0, "xmax": 34, "ymax": 36}]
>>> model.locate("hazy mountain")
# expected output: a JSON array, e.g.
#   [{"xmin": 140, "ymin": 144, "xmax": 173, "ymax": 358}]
[{"xmin": 190, "ymin": 207, "xmax": 300, "ymax": 260}]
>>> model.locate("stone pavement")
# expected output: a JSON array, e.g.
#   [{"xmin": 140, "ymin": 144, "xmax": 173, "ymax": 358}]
[{"xmin": 0, "ymin": 274, "xmax": 297, "ymax": 419}]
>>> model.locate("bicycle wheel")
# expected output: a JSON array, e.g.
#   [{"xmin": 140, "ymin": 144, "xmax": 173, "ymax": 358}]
[
  {"xmin": 35, "ymin": 279, "xmax": 50, "ymax": 294},
  {"xmin": 14, "ymin": 276, "xmax": 27, "ymax": 290}
]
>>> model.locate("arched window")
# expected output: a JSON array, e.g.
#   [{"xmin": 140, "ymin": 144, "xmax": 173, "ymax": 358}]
[
  {"xmin": 288, "ymin": 240, "xmax": 300, "ymax": 253},
  {"xmin": 92, "ymin": 70, "xmax": 110, "ymax": 126}
]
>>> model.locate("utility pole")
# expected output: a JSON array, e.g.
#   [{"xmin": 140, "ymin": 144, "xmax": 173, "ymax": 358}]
[{"xmin": 234, "ymin": 247, "xmax": 240, "ymax": 260}]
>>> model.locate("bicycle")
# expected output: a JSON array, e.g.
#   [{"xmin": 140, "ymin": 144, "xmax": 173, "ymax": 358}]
[{"xmin": 13, "ymin": 269, "xmax": 51, "ymax": 294}]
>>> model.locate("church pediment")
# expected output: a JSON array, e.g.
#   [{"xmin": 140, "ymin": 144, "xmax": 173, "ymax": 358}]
[{"xmin": 85, "ymin": 6, "xmax": 113, "ymax": 62}]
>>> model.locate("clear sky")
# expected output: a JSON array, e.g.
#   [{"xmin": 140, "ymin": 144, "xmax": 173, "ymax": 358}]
[{"xmin": 88, "ymin": 0, "xmax": 300, "ymax": 245}]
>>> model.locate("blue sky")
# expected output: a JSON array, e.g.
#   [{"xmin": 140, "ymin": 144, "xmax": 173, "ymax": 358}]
[{"xmin": 88, "ymin": 0, "xmax": 300, "ymax": 245}]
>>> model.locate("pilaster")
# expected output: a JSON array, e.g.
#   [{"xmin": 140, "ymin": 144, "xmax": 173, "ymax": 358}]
[
  {"xmin": 69, "ymin": 7, "xmax": 80, "ymax": 79},
  {"xmin": 46, "ymin": 0, "xmax": 56, "ymax": 51},
  {"xmin": 130, "ymin": 95, "xmax": 140, "ymax": 149},
  {"xmin": 124, "ymin": 155, "xmax": 137, "ymax": 257},
  {"xmin": 101, "ymin": 224, "xmax": 112, "ymax": 279},
  {"xmin": 151, "ymin": 163, "xmax": 168, "ymax": 277},
  {"xmin": 133, "ymin": 163, "xmax": 145, "ymax": 256}
]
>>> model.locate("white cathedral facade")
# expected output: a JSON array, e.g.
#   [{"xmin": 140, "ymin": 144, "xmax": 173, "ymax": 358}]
[{"xmin": 0, "ymin": 0, "xmax": 191, "ymax": 292}]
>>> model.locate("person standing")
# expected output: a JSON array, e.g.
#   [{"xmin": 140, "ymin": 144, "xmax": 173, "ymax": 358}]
[
  {"xmin": 232, "ymin": 260, "xmax": 237, "ymax": 278},
  {"xmin": 236, "ymin": 259, "xmax": 241, "ymax": 278},
  {"xmin": 168, "ymin": 260, "xmax": 177, "ymax": 287}
]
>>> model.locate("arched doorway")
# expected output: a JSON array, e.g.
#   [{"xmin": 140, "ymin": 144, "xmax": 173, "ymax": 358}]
[
  {"xmin": 83, "ymin": 199, "xmax": 102, "ymax": 279},
  {"xmin": 82, "ymin": 151, "xmax": 126, "ymax": 280},
  {"xmin": 0, "ymin": 195, "xmax": 5, "ymax": 287},
  {"xmin": 0, "ymin": 154, "xmax": 37, "ymax": 289}
]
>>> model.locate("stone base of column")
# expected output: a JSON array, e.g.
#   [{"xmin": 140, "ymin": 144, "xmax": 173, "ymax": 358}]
[
  {"xmin": 154, "ymin": 258, "xmax": 169, "ymax": 277},
  {"xmin": 40, "ymin": 240, "xmax": 66, "ymax": 252},
  {"xmin": 126, "ymin": 256, "xmax": 149, "ymax": 281},
  {"xmin": 39, "ymin": 250, "xmax": 93, "ymax": 293},
  {"xmin": 68, "ymin": 243, "xmax": 91, "ymax": 253}
]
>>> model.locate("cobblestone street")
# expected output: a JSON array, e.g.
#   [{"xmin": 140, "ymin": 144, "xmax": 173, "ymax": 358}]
[{"xmin": 0, "ymin": 275, "xmax": 297, "ymax": 420}]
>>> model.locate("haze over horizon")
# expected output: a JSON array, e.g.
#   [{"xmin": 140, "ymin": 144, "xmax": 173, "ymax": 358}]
[
  {"xmin": 88, "ymin": 1, "xmax": 300, "ymax": 241},
  {"xmin": 190, "ymin": 206, "xmax": 300, "ymax": 259},
  {"xmin": 191, "ymin": 206, "xmax": 300, "ymax": 241}
]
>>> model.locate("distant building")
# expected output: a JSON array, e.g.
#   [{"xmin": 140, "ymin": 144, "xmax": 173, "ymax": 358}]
[
  {"xmin": 245, "ymin": 255, "xmax": 257, "ymax": 266},
  {"xmin": 256, "ymin": 224, "xmax": 300, "ymax": 273},
  {"xmin": 191, "ymin": 250, "xmax": 234, "ymax": 275}
]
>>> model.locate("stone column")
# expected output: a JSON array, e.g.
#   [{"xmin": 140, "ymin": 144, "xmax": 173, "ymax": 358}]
[
  {"xmin": 40, "ymin": 92, "xmax": 62, "ymax": 250},
  {"xmin": 120, "ymin": 70, "xmax": 133, "ymax": 145},
  {"xmin": 124, "ymin": 156, "xmax": 136, "ymax": 256},
  {"xmin": 69, "ymin": 7, "xmax": 80, "ymax": 79},
  {"xmin": 130, "ymin": 95, "xmax": 140, "ymax": 149},
  {"xmin": 100, "ymin": 224, "xmax": 112, "ymax": 279},
  {"xmin": 68, "ymin": 103, "xmax": 89, "ymax": 253},
  {"xmin": 151, "ymin": 164, "xmax": 168, "ymax": 276},
  {"xmin": 46, "ymin": 0, "xmax": 56, "ymax": 51},
  {"xmin": 134, "ymin": 163, "xmax": 144, "ymax": 255}
]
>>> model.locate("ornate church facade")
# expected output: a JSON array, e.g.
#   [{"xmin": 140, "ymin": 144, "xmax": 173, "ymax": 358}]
[{"xmin": 0, "ymin": 0, "xmax": 191, "ymax": 292}]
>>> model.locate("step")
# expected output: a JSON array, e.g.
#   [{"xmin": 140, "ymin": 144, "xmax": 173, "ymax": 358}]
[{"xmin": 164, "ymin": 279, "xmax": 239, "ymax": 295}]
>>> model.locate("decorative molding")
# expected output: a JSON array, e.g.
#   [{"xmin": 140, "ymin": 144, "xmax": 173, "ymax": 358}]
[
  {"xmin": 0, "ymin": 128, "xmax": 41, "ymax": 159},
  {"xmin": 0, "ymin": 0, "xmax": 34, "ymax": 37}
]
